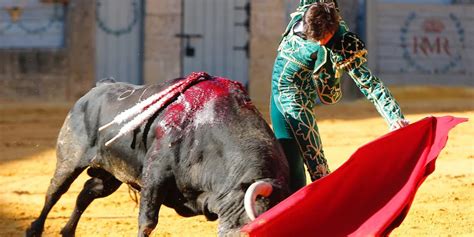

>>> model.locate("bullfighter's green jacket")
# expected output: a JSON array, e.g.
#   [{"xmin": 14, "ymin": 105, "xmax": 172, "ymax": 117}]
[{"xmin": 270, "ymin": 0, "xmax": 405, "ymax": 182}]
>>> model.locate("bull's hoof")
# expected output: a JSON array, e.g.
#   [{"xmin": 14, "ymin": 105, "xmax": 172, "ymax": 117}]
[
  {"xmin": 138, "ymin": 226, "xmax": 154, "ymax": 237},
  {"xmin": 25, "ymin": 225, "xmax": 42, "ymax": 237},
  {"xmin": 60, "ymin": 228, "xmax": 75, "ymax": 237}
]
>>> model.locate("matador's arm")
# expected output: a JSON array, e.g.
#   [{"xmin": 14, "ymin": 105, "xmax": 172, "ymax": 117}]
[
  {"xmin": 348, "ymin": 63, "xmax": 406, "ymax": 129},
  {"xmin": 329, "ymin": 32, "xmax": 406, "ymax": 129}
]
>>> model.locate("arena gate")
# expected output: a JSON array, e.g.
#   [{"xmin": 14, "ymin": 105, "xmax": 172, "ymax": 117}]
[{"xmin": 179, "ymin": 0, "xmax": 250, "ymax": 86}]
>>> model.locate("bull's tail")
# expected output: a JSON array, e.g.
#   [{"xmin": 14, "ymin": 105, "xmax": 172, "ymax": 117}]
[
  {"xmin": 127, "ymin": 184, "xmax": 139, "ymax": 207},
  {"xmin": 100, "ymin": 72, "xmax": 212, "ymax": 146}
]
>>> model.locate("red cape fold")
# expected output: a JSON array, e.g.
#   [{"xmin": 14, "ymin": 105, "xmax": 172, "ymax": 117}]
[{"xmin": 241, "ymin": 116, "xmax": 467, "ymax": 237}]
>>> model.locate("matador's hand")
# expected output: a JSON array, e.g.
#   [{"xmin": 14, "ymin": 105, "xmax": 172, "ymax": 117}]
[{"xmin": 390, "ymin": 119, "xmax": 410, "ymax": 131}]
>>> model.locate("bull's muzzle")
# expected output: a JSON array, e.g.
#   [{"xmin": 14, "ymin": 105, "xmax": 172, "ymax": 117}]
[{"xmin": 244, "ymin": 181, "xmax": 273, "ymax": 220}]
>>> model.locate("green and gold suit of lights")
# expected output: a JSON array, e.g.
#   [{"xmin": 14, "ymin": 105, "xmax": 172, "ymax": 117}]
[{"xmin": 271, "ymin": 0, "xmax": 405, "ymax": 191}]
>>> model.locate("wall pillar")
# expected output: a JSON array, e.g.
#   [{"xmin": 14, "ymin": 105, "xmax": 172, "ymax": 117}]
[
  {"xmin": 143, "ymin": 0, "xmax": 182, "ymax": 85},
  {"xmin": 249, "ymin": 0, "xmax": 287, "ymax": 121},
  {"xmin": 66, "ymin": 0, "xmax": 96, "ymax": 100}
]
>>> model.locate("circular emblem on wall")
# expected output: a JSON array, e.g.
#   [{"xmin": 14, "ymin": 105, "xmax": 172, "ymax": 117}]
[
  {"xmin": 96, "ymin": 0, "xmax": 139, "ymax": 37},
  {"xmin": 400, "ymin": 12, "xmax": 465, "ymax": 74}
]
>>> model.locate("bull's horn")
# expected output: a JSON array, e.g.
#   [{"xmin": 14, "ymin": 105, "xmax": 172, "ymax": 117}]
[{"xmin": 244, "ymin": 181, "xmax": 273, "ymax": 221}]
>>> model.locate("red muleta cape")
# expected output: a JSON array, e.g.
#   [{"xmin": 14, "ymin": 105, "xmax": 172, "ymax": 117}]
[{"xmin": 241, "ymin": 116, "xmax": 467, "ymax": 237}]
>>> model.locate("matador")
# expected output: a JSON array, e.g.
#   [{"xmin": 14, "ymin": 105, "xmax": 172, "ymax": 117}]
[{"xmin": 271, "ymin": 0, "xmax": 409, "ymax": 192}]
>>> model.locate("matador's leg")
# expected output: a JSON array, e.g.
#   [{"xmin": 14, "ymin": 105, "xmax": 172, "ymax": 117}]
[
  {"xmin": 271, "ymin": 96, "xmax": 307, "ymax": 192},
  {"xmin": 287, "ymin": 108, "xmax": 330, "ymax": 181},
  {"xmin": 272, "ymin": 95, "xmax": 330, "ymax": 181}
]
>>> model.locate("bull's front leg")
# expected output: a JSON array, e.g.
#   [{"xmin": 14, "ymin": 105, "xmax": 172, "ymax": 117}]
[{"xmin": 138, "ymin": 158, "xmax": 171, "ymax": 237}]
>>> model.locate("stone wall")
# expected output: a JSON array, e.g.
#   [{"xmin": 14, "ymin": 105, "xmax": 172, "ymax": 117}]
[
  {"xmin": 143, "ymin": 0, "xmax": 182, "ymax": 85},
  {"xmin": 0, "ymin": 0, "xmax": 95, "ymax": 102},
  {"xmin": 0, "ymin": 0, "xmax": 289, "ymax": 107}
]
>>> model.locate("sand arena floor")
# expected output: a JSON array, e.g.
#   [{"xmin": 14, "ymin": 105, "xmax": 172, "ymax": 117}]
[{"xmin": 0, "ymin": 86, "xmax": 472, "ymax": 236}]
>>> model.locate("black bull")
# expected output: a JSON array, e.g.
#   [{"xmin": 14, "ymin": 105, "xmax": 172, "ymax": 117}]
[{"xmin": 26, "ymin": 75, "xmax": 290, "ymax": 237}]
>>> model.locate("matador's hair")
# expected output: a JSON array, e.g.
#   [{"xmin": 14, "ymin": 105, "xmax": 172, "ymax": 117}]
[{"xmin": 303, "ymin": 2, "xmax": 340, "ymax": 42}]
